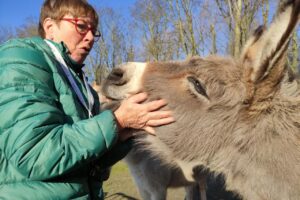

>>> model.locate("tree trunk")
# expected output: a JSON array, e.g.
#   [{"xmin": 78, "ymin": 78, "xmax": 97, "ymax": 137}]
[
  {"xmin": 291, "ymin": 31, "xmax": 299, "ymax": 72},
  {"xmin": 233, "ymin": 0, "xmax": 242, "ymax": 57},
  {"xmin": 210, "ymin": 24, "xmax": 217, "ymax": 54},
  {"xmin": 262, "ymin": 0, "xmax": 269, "ymax": 25}
]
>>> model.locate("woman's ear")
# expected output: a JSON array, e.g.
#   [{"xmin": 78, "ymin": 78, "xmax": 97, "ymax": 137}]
[{"xmin": 43, "ymin": 18, "xmax": 55, "ymax": 40}]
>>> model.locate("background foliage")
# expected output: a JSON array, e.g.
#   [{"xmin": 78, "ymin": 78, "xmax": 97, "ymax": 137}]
[{"xmin": 0, "ymin": 0, "xmax": 299, "ymax": 84}]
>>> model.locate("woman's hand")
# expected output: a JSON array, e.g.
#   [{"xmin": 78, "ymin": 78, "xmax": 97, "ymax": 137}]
[{"xmin": 113, "ymin": 92, "xmax": 175, "ymax": 137}]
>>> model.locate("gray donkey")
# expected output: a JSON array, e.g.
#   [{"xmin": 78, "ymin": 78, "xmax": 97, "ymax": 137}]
[{"xmin": 101, "ymin": 0, "xmax": 300, "ymax": 199}]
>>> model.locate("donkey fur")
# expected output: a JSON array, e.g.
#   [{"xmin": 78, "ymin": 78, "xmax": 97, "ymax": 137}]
[{"xmin": 101, "ymin": 1, "xmax": 300, "ymax": 200}]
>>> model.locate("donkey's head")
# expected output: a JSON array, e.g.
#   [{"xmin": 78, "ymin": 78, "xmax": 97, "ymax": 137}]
[{"xmin": 102, "ymin": 0, "xmax": 300, "ymax": 160}]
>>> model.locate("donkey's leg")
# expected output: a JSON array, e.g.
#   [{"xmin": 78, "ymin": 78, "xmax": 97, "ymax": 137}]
[
  {"xmin": 135, "ymin": 167, "xmax": 168, "ymax": 200},
  {"xmin": 125, "ymin": 152, "xmax": 169, "ymax": 200},
  {"xmin": 131, "ymin": 172, "xmax": 168, "ymax": 200},
  {"xmin": 132, "ymin": 169, "xmax": 168, "ymax": 200},
  {"xmin": 184, "ymin": 182, "xmax": 207, "ymax": 200},
  {"xmin": 199, "ymin": 178, "xmax": 207, "ymax": 200},
  {"xmin": 184, "ymin": 184, "xmax": 200, "ymax": 200},
  {"xmin": 149, "ymin": 188, "xmax": 167, "ymax": 200}
]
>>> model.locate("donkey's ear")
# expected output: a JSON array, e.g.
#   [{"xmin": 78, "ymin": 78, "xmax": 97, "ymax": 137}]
[{"xmin": 241, "ymin": 0, "xmax": 299, "ymax": 102}]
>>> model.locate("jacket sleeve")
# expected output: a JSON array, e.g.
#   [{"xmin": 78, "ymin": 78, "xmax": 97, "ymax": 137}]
[{"xmin": 0, "ymin": 41, "xmax": 118, "ymax": 180}]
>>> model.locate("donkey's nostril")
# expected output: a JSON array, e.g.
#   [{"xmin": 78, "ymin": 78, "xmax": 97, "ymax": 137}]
[
  {"xmin": 112, "ymin": 68, "xmax": 124, "ymax": 78},
  {"xmin": 107, "ymin": 68, "xmax": 126, "ymax": 85}
]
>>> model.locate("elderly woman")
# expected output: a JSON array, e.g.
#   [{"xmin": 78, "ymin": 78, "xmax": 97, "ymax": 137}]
[{"xmin": 0, "ymin": 0, "xmax": 174, "ymax": 199}]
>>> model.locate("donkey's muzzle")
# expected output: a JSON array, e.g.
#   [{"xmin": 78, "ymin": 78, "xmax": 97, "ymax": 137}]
[{"xmin": 107, "ymin": 68, "xmax": 127, "ymax": 86}]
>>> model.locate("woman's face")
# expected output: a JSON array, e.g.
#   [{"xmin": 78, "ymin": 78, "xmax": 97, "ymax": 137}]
[{"xmin": 50, "ymin": 14, "xmax": 96, "ymax": 64}]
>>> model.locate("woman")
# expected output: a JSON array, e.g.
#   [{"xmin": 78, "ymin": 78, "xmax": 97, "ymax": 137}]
[{"xmin": 0, "ymin": 0, "xmax": 174, "ymax": 199}]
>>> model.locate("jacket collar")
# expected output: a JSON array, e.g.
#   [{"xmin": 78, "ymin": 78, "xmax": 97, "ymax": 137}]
[{"xmin": 45, "ymin": 39, "xmax": 85, "ymax": 74}]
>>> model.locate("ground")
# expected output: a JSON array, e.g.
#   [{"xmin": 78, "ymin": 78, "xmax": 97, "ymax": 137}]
[{"xmin": 103, "ymin": 161, "xmax": 186, "ymax": 200}]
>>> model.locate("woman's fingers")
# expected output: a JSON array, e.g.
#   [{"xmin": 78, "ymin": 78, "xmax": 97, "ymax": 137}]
[
  {"xmin": 143, "ymin": 126, "xmax": 156, "ymax": 135},
  {"xmin": 146, "ymin": 117, "xmax": 175, "ymax": 127},
  {"xmin": 114, "ymin": 92, "xmax": 175, "ymax": 136},
  {"xmin": 145, "ymin": 99, "xmax": 168, "ymax": 111},
  {"xmin": 128, "ymin": 93, "xmax": 168, "ymax": 111},
  {"xmin": 146, "ymin": 110, "xmax": 173, "ymax": 120},
  {"xmin": 127, "ymin": 92, "xmax": 148, "ymax": 103}
]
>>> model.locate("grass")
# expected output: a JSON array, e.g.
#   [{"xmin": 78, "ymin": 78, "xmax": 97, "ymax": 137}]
[{"xmin": 103, "ymin": 161, "xmax": 186, "ymax": 200}]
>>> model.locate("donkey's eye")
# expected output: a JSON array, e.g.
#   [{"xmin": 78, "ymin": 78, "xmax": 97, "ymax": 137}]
[{"xmin": 187, "ymin": 76, "xmax": 209, "ymax": 99}]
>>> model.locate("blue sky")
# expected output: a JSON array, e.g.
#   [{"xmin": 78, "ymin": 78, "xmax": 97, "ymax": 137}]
[{"xmin": 0, "ymin": 0, "xmax": 135, "ymax": 28}]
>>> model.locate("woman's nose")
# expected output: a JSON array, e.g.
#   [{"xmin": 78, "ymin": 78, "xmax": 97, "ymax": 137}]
[{"xmin": 85, "ymin": 30, "xmax": 95, "ymax": 42}]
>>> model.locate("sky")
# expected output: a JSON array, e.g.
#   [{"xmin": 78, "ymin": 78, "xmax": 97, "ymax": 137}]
[{"xmin": 0, "ymin": 0, "xmax": 135, "ymax": 28}]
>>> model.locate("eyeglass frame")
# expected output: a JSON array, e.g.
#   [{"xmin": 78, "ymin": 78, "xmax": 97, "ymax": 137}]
[{"xmin": 60, "ymin": 18, "xmax": 101, "ymax": 41}]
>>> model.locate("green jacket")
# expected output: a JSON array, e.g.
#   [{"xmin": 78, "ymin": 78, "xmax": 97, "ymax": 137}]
[{"xmin": 0, "ymin": 37, "xmax": 126, "ymax": 199}]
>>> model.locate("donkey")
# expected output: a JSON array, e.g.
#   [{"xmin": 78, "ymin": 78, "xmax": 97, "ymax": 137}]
[{"xmin": 101, "ymin": 1, "xmax": 300, "ymax": 200}]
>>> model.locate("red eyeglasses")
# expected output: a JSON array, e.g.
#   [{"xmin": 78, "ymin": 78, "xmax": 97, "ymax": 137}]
[{"xmin": 61, "ymin": 18, "xmax": 101, "ymax": 41}]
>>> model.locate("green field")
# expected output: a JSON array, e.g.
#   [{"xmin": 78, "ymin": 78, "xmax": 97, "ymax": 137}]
[{"xmin": 103, "ymin": 161, "xmax": 186, "ymax": 200}]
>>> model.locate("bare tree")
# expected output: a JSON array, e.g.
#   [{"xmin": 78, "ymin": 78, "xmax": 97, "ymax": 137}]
[
  {"xmin": 262, "ymin": 0, "xmax": 269, "ymax": 25},
  {"xmin": 87, "ymin": 7, "xmax": 134, "ymax": 84},
  {"xmin": 0, "ymin": 17, "xmax": 38, "ymax": 44},
  {"xmin": 210, "ymin": 24, "xmax": 217, "ymax": 54},
  {"xmin": 131, "ymin": 0, "xmax": 178, "ymax": 61},
  {"xmin": 0, "ymin": 26, "xmax": 15, "ymax": 44},
  {"xmin": 179, "ymin": 0, "xmax": 198, "ymax": 55},
  {"xmin": 166, "ymin": 0, "xmax": 203, "ymax": 57},
  {"xmin": 16, "ymin": 17, "xmax": 39, "ymax": 38},
  {"xmin": 215, "ymin": 0, "xmax": 263, "ymax": 56},
  {"xmin": 290, "ymin": 31, "xmax": 299, "ymax": 72}
]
